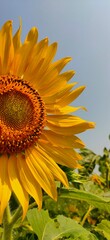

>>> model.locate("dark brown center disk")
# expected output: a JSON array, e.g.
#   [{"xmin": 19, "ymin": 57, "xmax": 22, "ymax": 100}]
[
  {"xmin": 0, "ymin": 90, "xmax": 34, "ymax": 130},
  {"xmin": 0, "ymin": 75, "xmax": 46, "ymax": 154}
]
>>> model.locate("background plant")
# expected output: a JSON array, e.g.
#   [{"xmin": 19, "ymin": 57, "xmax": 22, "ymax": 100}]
[{"xmin": 1, "ymin": 138, "xmax": 110, "ymax": 240}]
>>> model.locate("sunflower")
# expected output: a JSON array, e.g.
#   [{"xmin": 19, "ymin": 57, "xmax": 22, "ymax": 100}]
[{"xmin": 0, "ymin": 20, "xmax": 95, "ymax": 223}]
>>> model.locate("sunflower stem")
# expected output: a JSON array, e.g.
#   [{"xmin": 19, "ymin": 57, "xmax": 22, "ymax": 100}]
[
  {"xmin": 2, "ymin": 204, "xmax": 13, "ymax": 240},
  {"xmin": 2, "ymin": 204, "xmax": 23, "ymax": 240},
  {"xmin": 10, "ymin": 205, "xmax": 22, "ymax": 226}
]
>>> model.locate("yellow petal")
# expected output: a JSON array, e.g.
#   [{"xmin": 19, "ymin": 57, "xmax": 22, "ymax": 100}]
[
  {"xmin": 38, "ymin": 70, "xmax": 75, "ymax": 95},
  {"xmin": 50, "ymin": 57, "xmax": 72, "ymax": 73},
  {"xmin": 12, "ymin": 27, "xmax": 38, "ymax": 76},
  {"xmin": 23, "ymin": 38, "xmax": 48, "ymax": 87},
  {"xmin": 47, "ymin": 121, "xmax": 94, "ymax": 135},
  {"xmin": 26, "ymin": 147, "xmax": 57, "ymax": 200},
  {"xmin": 24, "ymin": 27, "xmax": 38, "ymax": 44},
  {"xmin": 47, "ymin": 114, "xmax": 83, "ymax": 126},
  {"xmin": 59, "ymin": 70, "xmax": 76, "ymax": 82},
  {"xmin": 46, "ymin": 105, "xmax": 86, "ymax": 115},
  {"xmin": 41, "ymin": 42, "xmax": 58, "ymax": 68},
  {"xmin": 47, "ymin": 115, "xmax": 95, "ymax": 135},
  {"xmin": 37, "ymin": 62, "xmax": 75, "ymax": 94},
  {"xmin": 12, "ymin": 42, "xmax": 34, "ymax": 75},
  {"xmin": 17, "ymin": 154, "xmax": 42, "ymax": 209},
  {"xmin": 56, "ymin": 86, "xmax": 86, "ymax": 107},
  {"xmin": 37, "ymin": 68, "xmax": 58, "ymax": 91},
  {"xmin": 36, "ymin": 145, "xmax": 69, "ymax": 187},
  {"xmin": 44, "ymin": 82, "xmax": 77, "ymax": 104},
  {"xmin": 8, "ymin": 154, "xmax": 29, "ymax": 220},
  {"xmin": 25, "ymin": 38, "xmax": 48, "ymax": 75},
  {"xmin": 39, "ymin": 74, "xmax": 67, "ymax": 97},
  {"xmin": 0, "ymin": 20, "xmax": 14, "ymax": 74},
  {"xmin": 0, "ymin": 155, "xmax": 11, "ymax": 223},
  {"xmin": 34, "ymin": 42, "xmax": 58, "ymax": 82},
  {"xmin": 39, "ymin": 141, "xmax": 82, "ymax": 169},
  {"xmin": 13, "ymin": 24, "xmax": 22, "ymax": 53},
  {"xmin": 43, "ymin": 130, "xmax": 85, "ymax": 148}
]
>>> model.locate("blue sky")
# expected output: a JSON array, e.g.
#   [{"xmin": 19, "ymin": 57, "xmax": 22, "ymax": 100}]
[{"xmin": 0, "ymin": 0, "xmax": 110, "ymax": 154}]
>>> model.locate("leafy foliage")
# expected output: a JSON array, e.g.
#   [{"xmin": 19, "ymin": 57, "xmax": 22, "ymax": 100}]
[
  {"xmin": 1, "ymin": 138, "xmax": 110, "ymax": 239},
  {"xmin": 27, "ymin": 209, "xmax": 98, "ymax": 240},
  {"xmin": 95, "ymin": 220, "xmax": 110, "ymax": 240}
]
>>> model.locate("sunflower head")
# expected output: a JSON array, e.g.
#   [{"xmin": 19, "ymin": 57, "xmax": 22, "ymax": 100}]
[
  {"xmin": 0, "ymin": 20, "xmax": 95, "ymax": 223},
  {"xmin": 0, "ymin": 74, "xmax": 46, "ymax": 154}
]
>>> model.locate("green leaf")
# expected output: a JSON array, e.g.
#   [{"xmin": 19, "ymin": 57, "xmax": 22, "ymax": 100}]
[
  {"xmin": 60, "ymin": 188, "xmax": 110, "ymax": 213},
  {"xmin": 95, "ymin": 220, "xmax": 110, "ymax": 240},
  {"xmin": 27, "ymin": 209, "xmax": 51, "ymax": 240},
  {"xmin": 43, "ymin": 215, "xmax": 98, "ymax": 240},
  {"xmin": 27, "ymin": 209, "xmax": 98, "ymax": 240},
  {"xmin": 0, "ymin": 227, "xmax": 3, "ymax": 233}
]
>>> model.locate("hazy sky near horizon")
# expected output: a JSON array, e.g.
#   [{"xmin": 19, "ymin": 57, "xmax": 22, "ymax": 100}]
[{"xmin": 0, "ymin": 0, "xmax": 110, "ymax": 154}]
